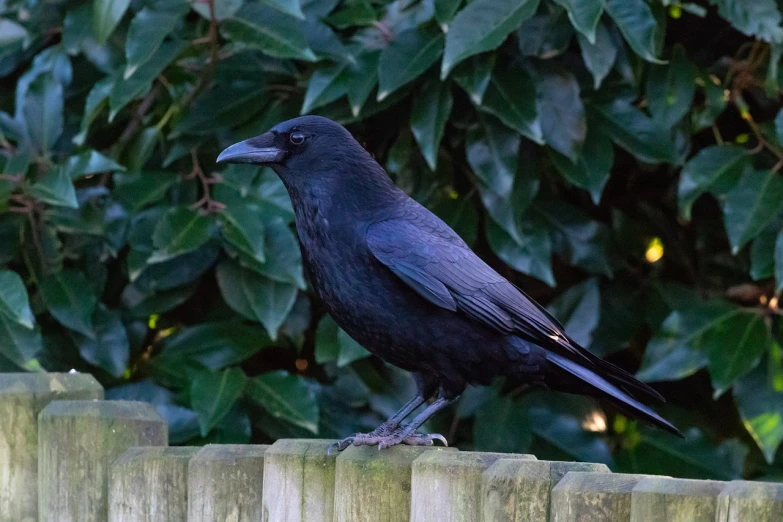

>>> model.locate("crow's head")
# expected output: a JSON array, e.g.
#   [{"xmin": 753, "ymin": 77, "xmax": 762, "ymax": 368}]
[{"xmin": 216, "ymin": 115, "xmax": 372, "ymax": 179}]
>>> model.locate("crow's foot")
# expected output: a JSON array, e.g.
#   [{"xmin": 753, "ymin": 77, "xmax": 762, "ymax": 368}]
[{"xmin": 327, "ymin": 428, "xmax": 447, "ymax": 454}]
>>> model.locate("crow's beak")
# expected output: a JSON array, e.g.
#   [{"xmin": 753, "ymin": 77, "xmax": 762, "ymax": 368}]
[{"xmin": 216, "ymin": 134, "xmax": 285, "ymax": 165}]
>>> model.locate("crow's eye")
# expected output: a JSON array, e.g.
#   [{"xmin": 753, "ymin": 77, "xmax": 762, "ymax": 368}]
[{"xmin": 290, "ymin": 132, "xmax": 305, "ymax": 145}]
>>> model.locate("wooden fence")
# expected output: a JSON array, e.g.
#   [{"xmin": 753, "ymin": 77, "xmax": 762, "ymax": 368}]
[{"xmin": 1, "ymin": 372, "xmax": 781, "ymax": 521}]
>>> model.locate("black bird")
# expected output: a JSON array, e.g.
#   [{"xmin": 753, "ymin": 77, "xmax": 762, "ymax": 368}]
[{"xmin": 217, "ymin": 115, "xmax": 682, "ymax": 451}]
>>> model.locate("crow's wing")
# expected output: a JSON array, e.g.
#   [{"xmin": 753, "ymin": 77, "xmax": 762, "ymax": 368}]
[{"xmin": 366, "ymin": 210, "xmax": 664, "ymax": 402}]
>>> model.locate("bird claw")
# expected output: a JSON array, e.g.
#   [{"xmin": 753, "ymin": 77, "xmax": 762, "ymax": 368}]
[{"xmin": 327, "ymin": 429, "xmax": 448, "ymax": 454}]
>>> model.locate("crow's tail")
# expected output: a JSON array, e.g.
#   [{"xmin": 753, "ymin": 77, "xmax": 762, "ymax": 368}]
[{"xmin": 545, "ymin": 351, "xmax": 683, "ymax": 438}]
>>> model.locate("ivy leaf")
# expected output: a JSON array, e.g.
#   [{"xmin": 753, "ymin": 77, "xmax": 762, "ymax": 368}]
[
  {"xmin": 315, "ymin": 314, "xmax": 371, "ymax": 366},
  {"xmin": 345, "ymin": 51, "xmax": 380, "ymax": 117},
  {"xmin": 646, "ymin": 45, "xmax": 697, "ymax": 129},
  {"xmin": 708, "ymin": 0, "xmax": 783, "ymax": 44},
  {"xmin": 434, "ymin": 0, "xmax": 462, "ymax": 28},
  {"xmin": 465, "ymin": 114, "xmax": 519, "ymax": 197},
  {"xmin": 71, "ymin": 305, "xmax": 130, "ymax": 377},
  {"xmin": 27, "ymin": 168, "xmax": 78, "ymax": 209},
  {"xmin": 577, "ymin": 23, "xmax": 616, "ymax": 90},
  {"xmin": 301, "ymin": 62, "xmax": 349, "ymax": 114},
  {"xmin": 191, "ymin": 367, "xmax": 248, "ymax": 436},
  {"xmin": 0, "ymin": 270, "xmax": 35, "ymax": 329},
  {"xmin": 552, "ymin": 0, "xmax": 603, "ymax": 43},
  {"xmin": 734, "ymin": 363, "xmax": 783, "ymax": 464},
  {"xmin": 125, "ymin": 7, "xmax": 184, "ymax": 78},
  {"xmin": 114, "ymin": 171, "xmax": 178, "ymax": 212},
  {"xmin": 94, "ymin": 0, "xmax": 132, "ymax": 44},
  {"xmin": 548, "ymin": 128, "xmax": 612, "ymax": 204},
  {"xmin": 723, "ymin": 169, "xmax": 783, "ymax": 254},
  {"xmin": 74, "ymin": 77, "xmax": 113, "ymax": 146},
  {"xmin": 148, "ymin": 207, "xmax": 217, "ymax": 264},
  {"xmin": 517, "ymin": 6, "xmax": 574, "ymax": 59},
  {"xmin": 220, "ymin": 3, "xmax": 317, "ymax": 61},
  {"xmin": 547, "ymin": 279, "xmax": 600, "ymax": 348},
  {"xmin": 603, "ymin": 0, "xmax": 664, "ymax": 64},
  {"xmin": 63, "ymin": 150, "xmax": 125, "ymax": 179},
  {"xmin": 233, "ymin": 219, "xmax": 305, "ymax": 289},
  {"xmin": 377, "ymin": 26, "xmax": 444, "ymax": 101},
  {"xmin": 39, "ymin": 270, "xmax": 98, "ymax": 338},
  {"xmin": 486, "ymin": 219, "xmax": 555, "ymax": 287},
  {"xmin": 453, "ymin": 53, "xmax": 495, "ymax": 105},
  {"xmin": 678, "ymin": 145, "xmax": 749, "ymax": 221},
  {"xmin": 23, "ymin": 73, "xmax": 63, "ymax": 155},
  {"xmin": 705, "ymin": 312, "xmax": 769, "ymax": 398},
  {"xmin": 220, "ymin": 202, "xmax": 268, "ymax": 264},
  {"xmin": 0, "ymin": 314, "xmax": 41, "ymax": 366},
  {"xmin": 261, "ymin": 0, "xmax": 306, "ymax": 20},
  {"xmin": 216, "ymin": 261, "xmax": 298, "ymax": 340},
  {"xmin": 588, "ymin": 100, "xmax": 677, "ymax": 164},
  {"xmin": 441, "ymin": 0, "xmax": 540, "ymax": 78},
  {"xmin": 247, "ymin": 370, "xmax": 319, "ymax": 432},
  {"xmin": 480, "ymin": 64, "xmax": 543, "ymax": 144},
  {"xmin": 534, "ymin": 63, "xmax": 586, "ymax": 163},
  {"xmin": 410, "ymin": 80, "xmax": 453, "ymax": 170}
]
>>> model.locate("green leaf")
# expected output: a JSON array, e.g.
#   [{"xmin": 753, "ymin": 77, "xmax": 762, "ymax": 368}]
[
  {"xmin": 435, "ymin": 0, "xmax": 462, "ymax": 28},
  {"xmin": 192, "ymin": 0, "xmax": 243, "ymax": 20},
  {"xmin": 125, "ymin": 8, "xmax": 183, "ymax": 78},
  {"xmin": 63, "ymin": 3, "xmax": 95, "ymax": 55},
  {"xmin": 0, "ymin": 270, "xmax": 34, "ymax": 329},
  {"xmin": 0, "ymin": 19, "xmax": 28, "ymax": 47},
  {"xmin": 315, "ymin": 314, "xmax": 371, "ymax": 366},
  {"xmin": 441, "ymin": 0, "xmax": 540, "ymax": 78},
  {"xmin": 474, "ymin": 393, "xmax": 533, "ymax": 453},
  {"xmin": 480, "ymin": 64, "xmax": 542, "ymax": 144},
  {"xmin": 39, "ymin": 270, "xmax": 98, "ymax": 337},
  {"xmin": 94, "ymin": 0, "xmax": 132, "ymax": 44},
  {"xmin": 410, "ymin": 80, "xmax": 453, "ymax": 170},
  {"xmin": 577, "ymin": 23, "xmax": 616, "ymax": 89},
  {"xmin": 71, "ymin": 305, "xmax": 130, "ymax": 377},
  {"xmin": 232, "ymin": 218, "xmax": 304, "ymax": 288},
  {"xmin": 430, "ymin": 194, "xmax": 478, "ymax": 246},
  {"xmin": 486, "ymin": 219, "xmax": 555, "ymax": 287},
  {"xmin": 617, "ymin": 426, "xmax": 746, "ymax": 480},
  {"xmin": 678, "ymin": 145, "xmax": 749, "ymax": 221},
  {"xmin": 174, "ymin": 81, "xmax": 267, "ymax": 136},
  {"xmin": 534, "ymin": 64, "xmax": 586, "ymax": 163},
  {"xmin": 552, "ymin": 0, "xmax": 603, "ymax": 43},
  {"xmin": 148, "ymin": 207, "xmax": 217, "ymax": 264},
  {"xmin": 378, "ymin": 26, "xmax": 444, "ymax": 101},
  {"xmin": 157, "ymin": 319, "xmax": 271, "ymax": 370},
  {"xmin": 549, "ymin": 128, "xmax": 612, "ymax": 204},
  {"xmin": 247, "ymin": 370, "xmax": 319, "ymax": 433},
  {"xmin": 637, "ymin": 301, "xmax": 741, "ymax": 382},
  {"xmin": 327, "ymin": 2, "xmax": 375, "ymax": 28},
  {"xmin": 221, "ymin": 3, "xmax": 316, "ymax": 61},
  {"xmin": 465, "ymin": 114, "xmax": 519, "ymax": 197},
  {"xmin": 750, "ymin": 225, "xmax": 778, "ymax": 281},
  {"xmin": 216, "ymin": 260, "xmax": 298, "ymax": 339},
  {"xmin": 547, "ymin": 278, "xmax": 600, "ymax": 348},
  {"xmin": 63, "ymin": 150, "xmax": 125, "ymax": 179},
  {"xmin": 705, "ymin": 312, "xmax": 769, "ymax": 397},
  {"xmin": 517, "ymin": 7, "xmax": 574, "ymax": 59},
  {"xmin": 114, "ymin": 171, "xmax": 178, "ymax": 212},
  {"xmin": 776, "ymin": 230, "xmax": 783, "ymax": 292},
  {"xmin": 345, "ymin": 51, "xmax": 380, "ymax": 117},
  {"xmin": 723, "ymin": 170, "xmax": 783, "ymax": 254},
  {"xmin": 453, "ymin": 53, "xmax": 495, "ymax": 105},
  {"xmin": 646, "ymin": 46, "xmax": 697, "ymax": 129},
  {"xmin": 261, "ymin": 0, "xmax": 306, "ymax": 20},
  {"xmin": 220, "ymin": 202, "xmax": 268, "ymax": 264},
  {"xmin": 23, "ymin": 73, "xmax": 64, "ymax": 155},
  {"xmin": 709, "ymin": 0, "xmax": 783, "ymax": 44},
  {"xmin": 0, "ymin": 314, "xmax": 41, "ymax": 366},
  {"xmin": 734, "ymin": 363, "xmax": 783, "ymax": 463},
  {"xmin": 302, "ymin": 62, "xmax": 349, "ymax": 114},
  {"xmin": 74, "ymin": 77, "xmax": 113, "ymax": 146},
  {"xmin": 776, "ymin": 108, "xmax": 783, "ymax": 147},
  {"xmin": 27, "ymin": 168, "xmax": 78, "ymax": 209},
  {"xmin": 109, "ymin": 40, "xmax": 185, "ymax": 121},
  {"xmin": 603, "ymin": 0, "xmax": 663, "ymax": 63},
  {"xmin": 588, "ymin": 100, "xmax": 677, "ymax": 164},
  {"xmin": 191, "ymin": 368, "xmax": 248, "ymax": 436}
]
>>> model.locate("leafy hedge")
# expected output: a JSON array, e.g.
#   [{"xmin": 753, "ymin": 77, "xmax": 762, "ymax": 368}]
[{"xmin": 2, "ymin": 0, "xmax": 783, "ymax": 479}]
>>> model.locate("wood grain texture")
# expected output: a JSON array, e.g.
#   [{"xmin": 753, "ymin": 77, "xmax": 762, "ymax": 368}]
[
  {"xmin": 551, "ymin": 472, "xmax": 658, "ymax": 522},
  {"xmin": 630, "ymin": 476, "xmax": 726, "ymax": 522},
  {"xmin": 716, "ymin": 480, "xmax": 783, "ymax": 522}
]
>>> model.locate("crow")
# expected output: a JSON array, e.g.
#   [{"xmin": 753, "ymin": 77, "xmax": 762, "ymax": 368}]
[{"xmin": 217, "ymin": 115, "xmax": 682, "ymax": 451}]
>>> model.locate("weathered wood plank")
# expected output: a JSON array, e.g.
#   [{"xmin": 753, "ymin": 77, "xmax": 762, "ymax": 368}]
[
  {"xmin": 262, "ymin": 439, "xmax": 338, "ymax": 522},
  {"xmin": 481, "ymin": 459, "xmax": 610, "ymax": 522},
  {"xmin": 716, "ymin": 480, "xmax": 783, "ymax": 522},
  {"xmin": 551, "ymin": 472, "xmax": 657, "ymax": 522},
  {"xmin": 630, "ymin": 476, "xmax": 726, "ymax": 522},
  {"xmin": 410, "ymin": 451, "xmax": 536, "ymax": 522},
  {"xmin": 0, "ymin": 373, "xmax": 102, "ymax": 522},
  {"xmin": 109, "ymin": 446, "xmax": 198, "ymax": 522},
  {"xmin": 333, "ymin": 445, "xmax": 455, "ymax": 522},
  {"xmin": 38, "ymin": 400, "xmax": 167, "ymax": 522},
  {"xmin": 188, "ymin": 444, "xmax": 270, "ymax": 522}
]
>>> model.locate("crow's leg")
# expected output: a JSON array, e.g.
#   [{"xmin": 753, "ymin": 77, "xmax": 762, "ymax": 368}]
[
  {"xmin": 328, "ymin": 373, "xmax": 438, "ymax": 454},
  {"xmin": 377, "ymin": 395, "xmax": 456, "ymax": 449}
]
